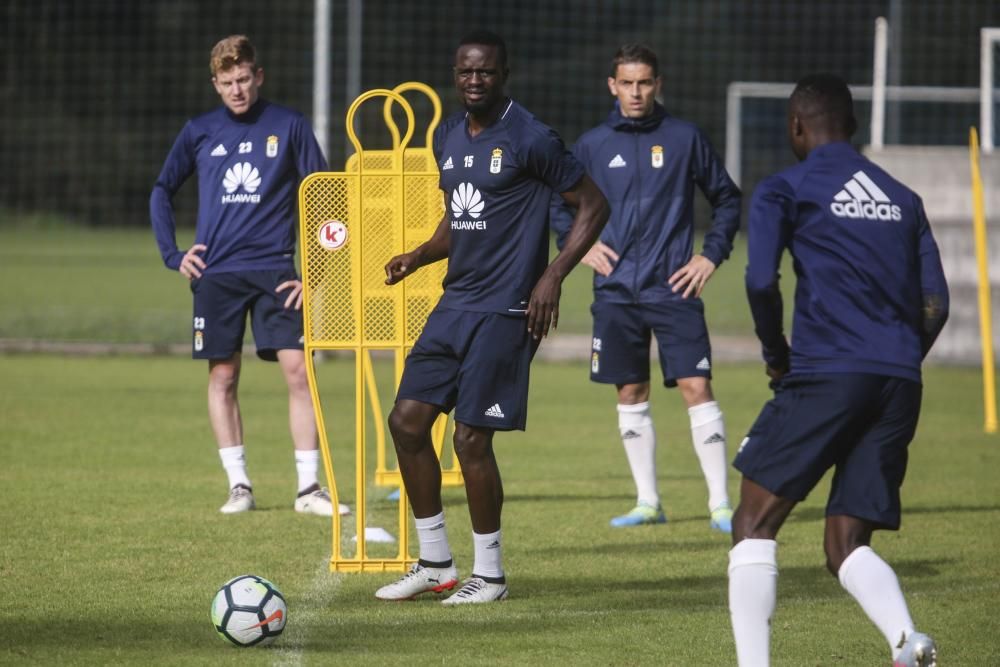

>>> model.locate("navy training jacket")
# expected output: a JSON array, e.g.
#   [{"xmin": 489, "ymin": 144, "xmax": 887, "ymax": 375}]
[
  {"xmin": 745, "ymin": 141, "xmax": 949, "ymax": 382},
  {"xmin": 552, "ymin": 103, "xmax": 741, "ymax": 304},
  {"xmin": 150, "ymin": 99, "xmax": 327, "ymax": 274}
]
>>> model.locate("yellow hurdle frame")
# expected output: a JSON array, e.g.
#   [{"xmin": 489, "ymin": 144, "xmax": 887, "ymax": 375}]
[
  {"xmin": 346, "ymin": 83, "xmax": 463, "ymax": 488},
  {"xmin": 299, "ymin": 84, "xmax": 460, "ymax": 573},
  {"xmin": 969, "ymin": 127, "xmax": 998, "ymax": 434}
]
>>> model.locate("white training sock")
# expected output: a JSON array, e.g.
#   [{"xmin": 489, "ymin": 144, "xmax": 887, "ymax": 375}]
[
  {"xmin": 414, "ymin": 512, "xmax": 453, "ymax": 565},
  {"xmin": 472, "ymin": 529, "xmax": 504, "ymax": 579},
  {"xmin": 838, "ymin": 546, "xmax": 915, "ymax": 659},
  {"xmin": 294, "ymin": 449, "xmax": 320, "ymax": 493},
  {"xmin": 728, "ymin": 538, "xmax": 778, "ymax": 667},
  {"xmin": 219, "ymin": 445, "xmax": 251, "ymax": 490},
  {"xmin": 689, "ymin": 400, "xmax": 729, "ymax": 511},
  {"xmin": 617, "ymin": 402, "xmax": 659, "ymax": 507}
]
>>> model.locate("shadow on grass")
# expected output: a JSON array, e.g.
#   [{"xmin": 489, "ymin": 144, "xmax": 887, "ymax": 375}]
[
  {"xmin": 533, "ymin": 538, "xmax": 723, "ymax": 559},
  {"xmin": 504, "ymin": 491, "xmax": 635, "ymax": 504},
  {"xmin": 3, "ymin": 558, "xmax": 951, "ymax": 658},
  {"xmin": 790, "ymin": 503, "xmax": 1000, "ymax": 523},
  {"xmin": 283, "ymin": 567, "xmax": 951, "ymax": 655},
  {"xmin": 506, "ymin": 558, "xmax": 950, "ymax": 606}
]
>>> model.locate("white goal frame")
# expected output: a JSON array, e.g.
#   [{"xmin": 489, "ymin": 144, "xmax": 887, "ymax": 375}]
[
  {"xmin": 981, "ymin": 27, "xmax": 1000, "ymax": 155},
  {"xmin": 726, "ymin": 20, "xmax": 1000, "ymax": 184},
  {"xmin": 725, "ymin": 82, "xmax": 989, "ymax": 188}
]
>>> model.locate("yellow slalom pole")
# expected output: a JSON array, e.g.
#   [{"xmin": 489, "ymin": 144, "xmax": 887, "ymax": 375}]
[{"xmin": 969, "ymin": 127, "xmax": 997, "ymax": 433}]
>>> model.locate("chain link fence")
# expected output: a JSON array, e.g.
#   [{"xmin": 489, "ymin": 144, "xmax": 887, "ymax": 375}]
[{"xmin": 2, "ymin": 0, "xmax": 997, "ymax": 227}]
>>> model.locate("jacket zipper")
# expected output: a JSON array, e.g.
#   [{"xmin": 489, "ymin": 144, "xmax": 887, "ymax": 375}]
[{"xmin": 632, "ymin": 129, "xmax": 641, "ymax": 303}]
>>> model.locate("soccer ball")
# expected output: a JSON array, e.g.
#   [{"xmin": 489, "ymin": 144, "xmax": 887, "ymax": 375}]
[{"xmin": 211, "ymin": 574, "xmax": 287, "ymax": 647}]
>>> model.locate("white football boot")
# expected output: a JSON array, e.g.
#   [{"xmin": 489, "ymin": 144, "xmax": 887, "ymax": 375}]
[
  {"xmin": 893, "ymin": 632, "xmax": 937, "ymax": 667},
  {"xmin": 441, "ymin": 577, "xmax": 509, "ymax": 605},
  {"xmin": 219, "ymin": 485, "xmax": 255, "ymax": 514},
  {"xmin": 294, "ymin": 485, "xmax": 350, "ymax": 516},
  {"xmin": 375, "ymin": 562, "xmax": 459, "ymax": 601}
]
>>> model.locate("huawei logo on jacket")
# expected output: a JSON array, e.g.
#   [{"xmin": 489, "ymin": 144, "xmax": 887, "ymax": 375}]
[{"xmin": 221, "ymin": 162, "xmax": 262, "ymax": 204}]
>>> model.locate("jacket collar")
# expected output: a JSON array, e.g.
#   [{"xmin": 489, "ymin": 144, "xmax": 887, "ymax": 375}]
[
  {"xmin": 226, "ymin": 98, "xmax": 267, "ymax": 124},
  {"xmin": 805, "ymin": 141, "xmax": 858, "ymax": 161},
  {"xmin": 605, "ymin": 101, "xmax": 668, "ymax": 132}
]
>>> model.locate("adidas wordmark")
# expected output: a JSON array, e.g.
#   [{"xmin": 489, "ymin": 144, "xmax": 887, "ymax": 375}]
[
  {"xmin": 830, "ymin": 170, "xmax": 901, "ymax": 221},
  {"xmin": 484, "ymin": 403, "xmax": 505, "ymax": 419}
]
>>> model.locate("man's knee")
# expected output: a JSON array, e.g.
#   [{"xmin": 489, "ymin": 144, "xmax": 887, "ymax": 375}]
[
  {"xmin": 677, "ymin": 377, "xmax": 713, "ymax": 406},
  {"xmin": 278, "ymin": 351, "xmax": 310, "ymax": 393},
  {"xmin": 823, "ymin": 516, "xmax": 874, "ymax": 576},
  {"xmin": 731, "ymin": 478, "xmax": 795, "ymax": 543},
  {"xmin": 731, "ymin": 504, "xmax": 778, "ymax": 542},
  {"xmin": 208, "ymin": 359, "xmax": 241, "ymax": 395},
  {"xmin": 616, "ymin": 382, "xmax": 650, "ymax": 405},
  {"xmin": 285, "ymin": 364, "xmax": 310, "ymax": 396},
  {"xmin": 452, "ymin": 426, "xmax": 492, "ymax": 463},
  {"xmin": 388, "ymin": 403, "xmax": 433, "ymax": 454}
]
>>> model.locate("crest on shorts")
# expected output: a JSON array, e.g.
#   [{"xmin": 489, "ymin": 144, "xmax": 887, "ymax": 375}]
[
  {"xmin": 651, "ymin": 145, "xmax": 664, "ymax": 168},
  {"xmin": 266, "ymin": 135, "xmax": 279, "ymax": 158},
  {"xmin": 194, "ymin": 330, "xmax": 204, "ymax": 352},
  {"xmin": 591, "ymin": 351, "xmax": 600, "ymax": 373},
  {"xmin": 490, "ymin": 148, "xmax": 503, "ymax": 174}
]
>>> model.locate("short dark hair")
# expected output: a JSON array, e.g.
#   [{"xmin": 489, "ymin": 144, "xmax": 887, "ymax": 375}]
[
  {"xmin": 458, "ymin": 30, "xmax": 508, "ymax": 69},
  {"xmin": 611, "ymin": 44, "xmax": 659, "ymax": 78},
  {"xmin": 790, "ymin": 73, "xmax": 857, "ymax": 136}
]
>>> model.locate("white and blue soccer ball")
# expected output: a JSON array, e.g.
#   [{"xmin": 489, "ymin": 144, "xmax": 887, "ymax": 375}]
[{"xmin": 211, "ymin": 574, "xmax": 287, "ymax": 647}]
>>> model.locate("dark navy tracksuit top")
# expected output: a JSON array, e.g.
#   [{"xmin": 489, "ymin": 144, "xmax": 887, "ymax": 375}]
[
  {"xmin": 745, "ymin": 141, "xmax": 949, "ymax": 383},
  {"xmin": 150, "ymin": 99, "xmax": 327, "ymax": 274},
  {"xmin": 433, "ymin": 100, "xmax": 584, "ymax": 316},
  {"xmin": 552, "ymin": 103, "xmax": 741, "ymax": 304}
]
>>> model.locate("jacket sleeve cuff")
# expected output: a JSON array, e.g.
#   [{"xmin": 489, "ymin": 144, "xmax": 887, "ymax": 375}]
[
  {"xmin": 762, "ymin": 341, "xmax": 790, "ymax": 371},
  {"xmin": 164, "ymin": 251, "xmax": 184, "ymax": 271},
  {"xmin": 701, "ymin": 247, "xmax": 723, "ymax": 267}
]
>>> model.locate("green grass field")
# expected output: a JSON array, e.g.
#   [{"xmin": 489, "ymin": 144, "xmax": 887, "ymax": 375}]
[
  {"xmin": 1, "ymin": 222, "xmax": 997, "ymax": 664},
  {"xmin": 2, "ymin": 354, "xmax": 998, "ymax": 665},
  {"xmin": 0, "ymin": 223, "xmax": 763, "ymax": 344}
]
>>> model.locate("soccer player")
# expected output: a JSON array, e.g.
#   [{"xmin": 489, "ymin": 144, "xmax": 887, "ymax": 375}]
[
  {"xmin": 373, "ymin": 30, "xmax": 609, "ymax": 604},
  {"xmin": 728, "ymin": 73, "xmax": 948, "ymax": 667},
  {"xmin": 150, "ymin": 35, "xmax": 345, "ymax": 517},
  {"xmin": 551, "ymin": 44, "xmax": 741, "ymax": 531}
]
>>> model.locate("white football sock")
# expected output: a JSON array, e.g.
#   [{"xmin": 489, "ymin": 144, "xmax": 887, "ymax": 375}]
[
  {"xmin": 617, "ymin": 402, "xmax": 659, "ymax": 507},
  {"xmin": 415, "ymin": 512, "xmax": 453, "ymax": 565},
  {"xmin": 728, "ymin": 538, "xmax": 777, "ymax": 667},
  {"xmin": 294, "ymin": 449, "xmax": 320, "ymax": 493},
  {"xmin": 472, "ymin": 529, "xmax": 504, "ymax": 579},
  {"xmin": 219, "ymin": 445, "xmax": 251, "ymax": 490},
  {"xmin": 838, "ymin": 546, "xmax": 915, "ymax": 659},
  {"xmin": 689, "ymin": 400, "xmax": 729, "ymax": 510}
]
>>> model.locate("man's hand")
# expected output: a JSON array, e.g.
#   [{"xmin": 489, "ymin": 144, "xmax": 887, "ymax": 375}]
[
  {"xmin": 276, "ymin": 279, "xmax": 304, "ymax": 310},
  {"xmin": 668, "ymin": 254, "xmax": 716, "ymax": 299},
  {"xmin": 765, "ymin": 361, "xmax": 788, "ymax": 391},
  {"xmin": 385, "ymin": 250, "xmax": 421, "ymax": 285},
  {"xmin": 179, "ymin": 244, "xmax": 208, "ymax": 279},
  {"xmin": 581, "ymin": 241, "xmax": 619, "ymax": 277},
  {"xmin": 526, "ymin": 270, "xmax": 561, "ymax": 340}
]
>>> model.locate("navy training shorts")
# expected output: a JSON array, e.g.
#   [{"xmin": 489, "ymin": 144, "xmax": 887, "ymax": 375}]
[
  {"xmin": 189, "ymin": 269, "xmax": 304, "ymax": 362},
  {"xmin": 395, "ymin": 307, "xmax": 540, "ymax": 431},
  {"xmin": 733, "ymin": 373, "xmax": 922, "ymax": 530},
  {"xmin": 589, "ymin": 299, "xmax": 712, "ymax": 387}
]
